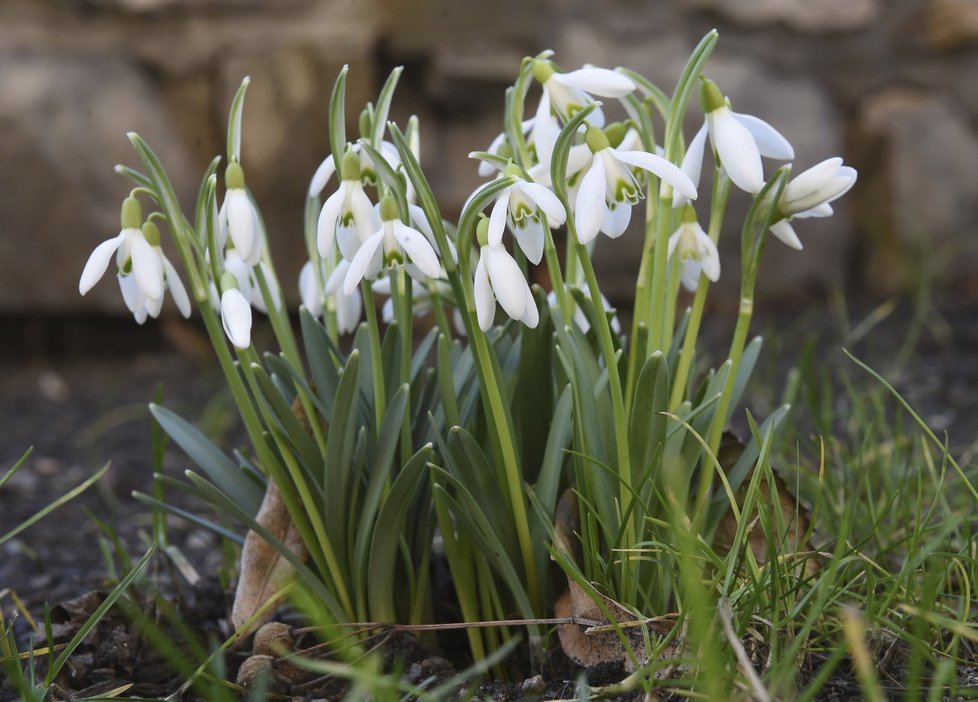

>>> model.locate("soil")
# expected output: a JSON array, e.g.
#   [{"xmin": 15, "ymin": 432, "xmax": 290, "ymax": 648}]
[{"xmin": 1, "ymin": 300, "xmax": 976, "ymax": 700}]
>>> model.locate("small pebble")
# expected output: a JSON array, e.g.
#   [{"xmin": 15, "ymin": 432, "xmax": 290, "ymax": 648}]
[
  {"xmin": 405, "ymin": 662, "xmax": 424, "ymax": 684},
  {"xmin": 521, "ymin": 674, "xmax": 546, "ymax": 694}
]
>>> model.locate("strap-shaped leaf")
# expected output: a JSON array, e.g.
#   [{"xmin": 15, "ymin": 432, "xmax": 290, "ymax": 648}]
[
  {"xmin": 323, "ymin": 351, "xmax": 362, "ymax": 569},
  {"xmin": 371, "ymin": 67, "xmax": 403, "ymax": 148},
  {"xmin": 629, "ymin": 351, "xmax": 670, "ymax": 475},
  {"xmin": 250, "ymin": 363, "xmax": 321, "ymax": 471},
  {"xmin": 226, "ymin": 77, "xmax": 251, "ymax": 163},
  {"xmin": 150, "ymin": 403, "xmax": 262, "ymax": 515},
  {"xmin": 367, "ymin": 444, "xmax": 431, "ymax": 621},
  {"xmin": 353, "ymin": 384, "xmax": 409, "ymax": 580},
  {"xmin": 328, "ymin": 66, "xmax": 349, "ymax": 165},
  {"xmin": 300, "ymin": 307, "xmax": 342, "ymax": 421}
]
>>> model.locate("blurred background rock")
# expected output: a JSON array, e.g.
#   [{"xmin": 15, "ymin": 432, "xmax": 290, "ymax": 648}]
[{"xmin": 2, "ymin": 0, "xmax": 977, "ymax": 323}]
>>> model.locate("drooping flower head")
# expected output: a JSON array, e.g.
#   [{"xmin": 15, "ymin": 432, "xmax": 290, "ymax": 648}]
[
  {"xmin": 480, "ymin": 163, "xmax": 566, "ymax": 265},
  {"xmin": 574, "ymin": 123, "xmax": 698, "ymax": 244},
  {"xmin": 221, "ymin": 163, "xmax": 263, "ymax": 266},
  {"xmin": 219, "ymin": 271, "xmax": 252, "ymax": 349},
  {"xmin": 678, "ymin": 78, "xmax": 795, "ymax": 201},
  {"xmin": 530, "ymin": 59, "xmax": 636, "ymax": 127},
  {"xmin": 79, "ymin": 196, "xmax": 191, "ymax": 324},
  {"xmin": 768, "ymin": 157, "xmax": 857, "ymax": 250},
  {"xmin": 318, "ymin": 147, "xmax": 379, "ymax": 262},
  {"xmin": 667, "ymin": 204, "xmax": 720, "ymax": 292},
  {"xmin": 473, "ymin": 216, "xmax": 538, "ymax": 332},
  {"xmin": 342, "ymin": 195, "xmax": 441, "ymax": 295}
]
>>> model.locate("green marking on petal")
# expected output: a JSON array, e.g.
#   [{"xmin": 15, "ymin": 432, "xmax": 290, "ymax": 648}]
[{"xmin": 384, "ymin": 249, "xmax": 404, "ymax": 268}]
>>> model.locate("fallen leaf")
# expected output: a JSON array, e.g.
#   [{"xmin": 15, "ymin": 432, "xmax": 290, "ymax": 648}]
[
  {"xmin": 552, "ymin": 488, "xmax": 680, "ymax": 673},
  {"xmin": 231, "ymin": 479, "xmax": 307, "ymax": 636},
  {"xmin": 712, "ymin": 432, "xmax": 818, "ymax": 577}
]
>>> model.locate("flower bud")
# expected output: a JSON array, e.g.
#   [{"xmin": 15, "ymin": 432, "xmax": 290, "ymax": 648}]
[
  {"xmin": 476, "ymin": 215, "xmax": 490, "ymax": 247},
  {"xmin": 142, "ymin": 220, "xmax": 161, "ymax": 247},
  {"xmin": 358, "ymin": 106, "xmax": 372, "ymax": 141},
  {"xmin": 220, "ymin": 271, "xmax": 240, "ymax": 293}
]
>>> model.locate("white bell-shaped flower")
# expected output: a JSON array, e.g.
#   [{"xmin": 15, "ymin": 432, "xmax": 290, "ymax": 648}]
[
  {"xmin": 219, "ymin": 272, "xmax": 252, "ymax": 349},
  {"xmin": 532, "ymin": 59, "xmax": 636, "ymax": 127},
  {"xmin": 473, "ymin": 217, "xmax": 538, "ymax": 332},
  {"xmin": 342, "ymin": 196, "xmax": 441, "ymax": 294},
  {"xmin": 574, "ymin": 124, "xmax": 697, "ymax": 245},
  {"xmin": 667, "ymin": 205, "xmax": 720, "ymax": 292},
  {"xmin": 479, "ymin": 164, "xmax": 566, "ymax": 265},
  {"xmin": 769, "ymin": 157, "xmax": 857, "ymax": 250},
  {"xmin": 317, "ymin": 148, "xmax": 379, "ymax": 262},
  {"xmin": 220, "ymin": 163, "xmax": 263, "ymax": 266},
  {"xmin": 300, "ymin": 259, "xmax": 363, "ymax": 335},
  {"xmin": 686, "ymin": 78, "xmax": 794, "ymax": 198}
]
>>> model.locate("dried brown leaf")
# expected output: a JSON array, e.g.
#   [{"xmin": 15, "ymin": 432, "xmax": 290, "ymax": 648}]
[{"xmin": 231, "ymin": 479, "xmax": 307, "ymax": 636}]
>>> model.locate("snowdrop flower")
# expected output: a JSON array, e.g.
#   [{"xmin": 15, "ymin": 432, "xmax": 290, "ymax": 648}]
[
  {"xmin": 343, "ymin": 196, "xmax": 441, "ymax": 294},
  {"xmin": 667, "ymin": 205, "xmax": 720, "ymax": 292},
  {"xmin": 224, "ymin": 250, "xmax": 280, "ymax": 314},
  {"xmin": 574, "ymin": 124, "xmax": 698, "ymax": 245},
  {"xmin": 478, "ymin": 163, "xmax": 566, "ymax": 265},
  {"xmin": 683, "ymin": 78, "xmax": 795, "ymax": 198},
  {"xmin": 531, "ymin": 59, "xmax": 636, "ymax": 128},
  {"xmin": 299, "ymin": 259, "xmax": 362, "ymax": 335},
  {"xmin": 473, "ymin": 217, "xmax": 538, "ymax": 332},
  {"xmin": 308, "ymin": 139, "xmax": 402, "ymax": 198},
  {"xmin": 79, "ymin": 197, "xmax": 191, "ymax": 323},
  {"xmin": 219, "ymin": 272, "xmax": 252, "ymax": 349},
  {"xmin": 221, "ymin": 163, "xmax": 263, "ymax": 266},
  {"xmin": 318, "ymin": 149, "xmax": 379, "ymax": 262},
  {"xmin": 477, "ymin": 119, "xmax": 534, "ymax": 178},
  {"xmin": 768, "ymin": 157, "xmax": 857, "ymax": 250},
  {"xmin": 546, "ymin": 287, "xmax": 620, "ymax": 334}
]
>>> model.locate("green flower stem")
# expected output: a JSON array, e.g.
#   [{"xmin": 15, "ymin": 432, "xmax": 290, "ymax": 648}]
[
  {"xmin": 361, "ymin": 282, "xmax": 387, "ymax": 435},
  {"xmin": 624, "ymin": 193, "xmax": 659, "ymax": 414},
  {"xmin": 543, "ymin": 225, "xmax": 571, "ymax": 325},
  {"xmin": 574, "ymin": 241, "xmax": 636, "ymax": 591},
  {"xmin": 668, "ymin": 170, "xmax": 731, "ymax": 410},
  {"xmin": 391, "ymin": 268, "xmax": 414, "ymax": 462},
  {"xmin": 647, "ymin": 191, "xmax": 675, "ymax": 354},
  {"xmin": 428, "ymin": 284, "xmax": 453, "ymax": 340}
]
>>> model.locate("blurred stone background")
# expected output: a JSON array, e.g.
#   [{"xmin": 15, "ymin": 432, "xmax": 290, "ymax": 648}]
[{"xmin": 2, "ymin": 0, "xmax": 977, "ymax": 320}]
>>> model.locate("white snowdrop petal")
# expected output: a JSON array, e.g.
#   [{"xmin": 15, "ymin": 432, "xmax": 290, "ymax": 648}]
[
  {"xmin": 521, "ymin": 288, "xmax": 539, "ymax": 329},
  {"xmin": 732, "ymin": 112, "xmax": 794, "ymax": 160},
  {"xmin": 674, "ymin": 123, "xmax": 708, "ymax": 208},
  {"xmin": 221, "ymin": 289, "xmax": 252, "ymax": 349},
  {"xmin": 480, "ymin": 131, "xmax": 508, "ymax": 177},
  {"xmin": 227, "ymin": 189, "xmax": 257, "ymax": 261},
  {"xmin": 667, "ymin": 229, "xmax": 682, "ymax": 259},
  {"xmin": 324, "ymin": 259, "xmax": 351, "ymax": 295},
  {"xmin": 513, "ymin": 219, "xmax": 545, "ymax": 265},
  {"xmin": 615, "ymin": 149, "xmax": 698, "ymax": 201},
  {"xmin": 145, "ymin": 293, "xmax": 164, "ymax": 320},
  {"xmin": 394, "ymin": 222, "xmax": 441, "ymax": 279},
  {"xmin": 308, "ymin": 155, "xmax": 336, "ymax": 198},
  {"xmin": 79, "ymin": 233, "xmax": 125, "ymax": 295},
  {"xmin": 783, "ymin": 158, "xmax": 844, "ymax": 205},
  {"xmin": 483, "ymin": 246, "xmax": 528, "ymax": 322},
  {"xmin": 602, "ymin": 203, "xmax": 632, "ymax": 238},
  {"xmin": 336, "ymin": 287, "xmax": 362, "ymax": 335},
  {"xmin": 258, "ymin": 262, "xmax": 281, "ymax": 312},
  {"xmin": 794, "ymin": 203, "xmax": 834, "ymax": 219},
  {"xmin": 521, "ymin": 181, "xmax": 566, "ymax": 225},
  {"xmin": 119, "ymin": 274, "xmax": 144, "ymax": 314},
  {"xmin": 680, "ymin": 260, "xmax": 702, "ymax": 293},
  {"xmin": 696, "ymin": 229, "xmax": 721, "ymax": 282},
  {"xmin": 488, "ymin": 190, "xmax": 511, "ymax": 248},
  {"xmin": 317, "ymin": 185, "xmax": 346, "ymax": 257},
  {"xmin": 474, "ymin": 253, "xmax": 496, "ymax": 332},
  {"xmin": 556, "ymin": 67, "xmax": 636, "ymax": 98},
  {"xmin": 708, "ymin": 108, "xmax": 764, "ymax": 194},
  {"xmin": 350, "ymin": 183, "xmax": 379, "ymax": 244},
  {"xmin": 298, "ymin": 261, "xmax": 322, "ymax": 316},
  {"xmin": 770, "ymin": 219, "xmax": 803, "ymax": 250},
  {"xmin": 343, "ymin": 231, "xmax": 384, "ymax": 295},
  {"xmin": 574, "ymin": 157, "xmax": 606, "ymax": 245},
  {"xmin": 532, "ymin": 91, "xmax": 558, "ymax": 168},
  {"xmin": 131, "ymin": 235, "xmax": 164, "ymax": 301},
  {"xmin": 162, "ymin": 255, "xmax": 192, "ymax": 318}
]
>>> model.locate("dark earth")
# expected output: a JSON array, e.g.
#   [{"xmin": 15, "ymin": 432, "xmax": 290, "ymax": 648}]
[{"xmin": 1, "ymin": 298, "xmax": 976, "ymax": 700}]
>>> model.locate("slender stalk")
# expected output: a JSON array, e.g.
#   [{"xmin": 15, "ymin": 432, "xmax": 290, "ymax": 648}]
[
  {"xmin": 543, "ymin": 225, "xmax": 571, "ymax": 326},
  {"xmin": 669, "ymin": 170, "xmax": 732, "ymax": 409},
  {"xmin": 624, "ymin": 186, "xmax": 659, "ymax": 414},
  {"xmin": 574, "ymin": 242, "xmax": 636, "ymax": 596},
  {"xmin": 361, "ymin": 282, "xmax": 387, "ymax": 435},
  {"xmin": 392, "ymin": 269, "xmax": 414, "ymax": 462}
]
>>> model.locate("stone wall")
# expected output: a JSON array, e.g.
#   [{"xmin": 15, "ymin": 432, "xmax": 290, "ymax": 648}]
[{"xmin": 2, "ymin": 0, "xmax": 976, "ymax": 317}]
